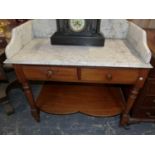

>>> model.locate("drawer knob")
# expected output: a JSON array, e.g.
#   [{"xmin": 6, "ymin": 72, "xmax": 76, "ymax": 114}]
[
  {"xmin": 106, "ymin": 73, "xmax": 112, "ymax": 80},
  {"xmin": 47, "ymin": 70, "xmax": 53, "ymax": 78},
  {"xmin": 139, "ymin": 77, "xmax": 144, "ymax": 81}
]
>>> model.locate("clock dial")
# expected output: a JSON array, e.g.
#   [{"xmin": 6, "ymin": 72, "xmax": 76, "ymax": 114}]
[{"xmin": 69, "ymin": 19, "xmax": 86, "ymax": 32}]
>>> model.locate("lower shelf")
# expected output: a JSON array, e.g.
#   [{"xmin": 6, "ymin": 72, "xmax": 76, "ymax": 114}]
[{"xmin": 36, "ymin": 82, "xmax": 125, "ymax": 117}]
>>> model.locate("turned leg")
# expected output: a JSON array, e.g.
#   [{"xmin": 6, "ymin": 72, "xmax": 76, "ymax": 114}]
[
  {"xmin": 121, "ymin": 87, "xmax": 140, "ymax": 126},
  {"xmin": 121, "ymin": 69, "xmax": 150, "ymax": 126},
  {"xmin": 13, "ymin": 65, "xmax": 40, "ymax": 122},
  {"xmin": 22, "ymin": 81, "xmax": 40, "ymax": 122}
]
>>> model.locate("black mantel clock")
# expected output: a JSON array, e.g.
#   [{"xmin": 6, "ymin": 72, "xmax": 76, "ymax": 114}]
[{"xmin": 51, "ymin": 19, "xmax": 105, "ymax": 46}]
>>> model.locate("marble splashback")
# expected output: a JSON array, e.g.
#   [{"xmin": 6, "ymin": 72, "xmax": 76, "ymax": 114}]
[
  {"xmin": 126, "ymin": 22, "xmax": 152, "ymax": 63},
  {"xmin": 5, "ymin": 19, "xmax": 152, "ymax": 65},
  {"xmin": 32, "ymin": 19, "xmax": 128, "ymax": 39},
  {"xmin": 100, "ymin": 19, "xmax": 128, "ymax": 39},
  {"xmin": 32, "ymin": 19, "xmax": 56, "ymax": 38},
  {"xmin": 5, "ymin": 20, "xmax": 33, "ymax": 59}
]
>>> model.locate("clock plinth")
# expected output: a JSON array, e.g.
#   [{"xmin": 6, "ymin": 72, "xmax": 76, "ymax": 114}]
[
  {"xmin": 51, "ymin": 19, "xmax": 105, "ymax": 46},
  {"xmin": 51, "ymin": 32, "xmax": 105, "ymax": 46}
]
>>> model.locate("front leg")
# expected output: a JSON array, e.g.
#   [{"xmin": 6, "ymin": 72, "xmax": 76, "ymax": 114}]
[
  {"xmin": 22, "ymin": 82, "xmax": 40, "ymax": 122},
  {"xmin": 120, "ymin": 69, "xmax": 150, "ymax": 126},
  {"xmin": 14, "ymin": 65, "xmax": 40, "ymax": 122},
  {"xmin": 121, "ymin": 86, "xmax": 140, "ymax": 126}
]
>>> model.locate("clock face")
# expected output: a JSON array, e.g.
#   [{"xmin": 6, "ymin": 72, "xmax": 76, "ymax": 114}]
[{"xmin": 69, "ymin": 19, "xmax": 86, "ymax": 32}]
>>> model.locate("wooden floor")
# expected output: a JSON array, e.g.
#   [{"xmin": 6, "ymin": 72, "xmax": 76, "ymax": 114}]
[{"xmin": 36, "ymin": 82, "xmax": 125, "ymax": 117}]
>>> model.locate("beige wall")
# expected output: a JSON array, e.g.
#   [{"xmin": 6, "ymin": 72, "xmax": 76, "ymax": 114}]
[{"xmin": 129, "ymin": 19, "xmax": 155, "ymax": 29}]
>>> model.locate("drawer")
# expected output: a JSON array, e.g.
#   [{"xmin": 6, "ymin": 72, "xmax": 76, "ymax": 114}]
[
  {"xmin": 149, "ymin": 69, "xmax": 155, "ymax": 78},
  {"xmin": 22, "ymin": 65, "xmax": 78, "ymax": 81},
  {"xmin": 141, "ymin": 96, "xmax": 155, "ymax": 108},
  {"xmin": 146, "ymin": 80, "xmax": 155, "ymax": 95},
  {"xmin": 149, "ymin": 57, "xmax": 155, "ymax": 78},
  {"xmin": 133, "ymin": 108, "xmax": 155, "ymax": 119},
  {"xmin": 81, "ymin": 68, "xmax": 139, "ymax": 84},
  {"xmin": 145, "ymin": 110, "xmax": 155, "ymax": 119}
]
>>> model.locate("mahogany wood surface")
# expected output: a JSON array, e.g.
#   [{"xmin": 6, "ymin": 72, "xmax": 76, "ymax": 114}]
[
  {"xmin": 121, "ymin": 69, "xmax": 149, "ymax": 125},
  {"xmin": 36, "ymin": 82, "xmax": 125, "ymax": 116},
  {"xmin": 22, "ymin": 65, "xmax": 141, "ymax": 84},
  {"xmin": 22, "ymin": 65, "xmax": 78, "ymax": 81},
  {"xmin": 81, "ymin": 68, "xmax": 139, "ymax": 84},
  {"xmin": 146, "ymin": 80, "xmax": 155, "ymax": 95},
  {"xmin": 14, "ymin": 65, "xmax": 40, "ymax": 122},
  {"xmin": 13, "ymin": 64, "xmax": 149, "ymax": 126}
]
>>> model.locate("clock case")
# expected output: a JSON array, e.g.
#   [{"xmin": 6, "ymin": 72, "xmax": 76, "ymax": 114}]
[{"xmin": 51, "ymin": 19, "xmax": 105, "ymax": 46}]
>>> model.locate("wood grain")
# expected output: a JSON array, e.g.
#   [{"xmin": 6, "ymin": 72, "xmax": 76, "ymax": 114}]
[
  {"xmin": 22, "ymin": 65, "xmax": 140, "ymax": 84},
  {"xmin": 36, "ymin": 82, "xmax": 125, "ymax": 116},
  {"xmin": 81, "ymin": 68, "xmax": 139, "ymax": 84},
  {"xmin": 13, "ymin": 64, "xmax": 150, "ymax": 125},
  {"xmin": 22, "ymin": 65, "xmax": 78, "ymax": 81}
]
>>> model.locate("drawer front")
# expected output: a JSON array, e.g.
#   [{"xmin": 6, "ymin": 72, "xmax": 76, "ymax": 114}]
[
  {"xmin": 149, "ymin": 57, "xmax": 155, "ymax": 78},
  {"xmin": 22, "ymin": 65, "xmax": 78, "ymax": 81},
  {"xmin": 144, "ymin": 110, "xmax": 155, "ymax": 119},
  {"xmin": 146, "ymin": 80, "xmax": 155, "ymax": 95},
  {"xmin": 141, "ymin": 96, "xmax": 155, "ymax": 108},
  {"xmin": 149, "ymin": 69, "xmax": 155, "ymax": 78},
  {"xmin": 81, "ymin": 68, "xmax": 139, "ymax": 84},
  {"xmin": 133, "ymin": 108, "xmax": 155, "ymax": 119}
]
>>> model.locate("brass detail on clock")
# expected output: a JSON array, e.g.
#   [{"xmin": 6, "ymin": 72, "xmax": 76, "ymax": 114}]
[{"xmin": 51, "ymin": 19, "xmax": 105, "ymax": 46}]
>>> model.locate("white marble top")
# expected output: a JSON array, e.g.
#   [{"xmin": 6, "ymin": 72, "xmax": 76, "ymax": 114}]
[{"xmin": 5, "ymin": 38, "xmax": 152, "ymax": 68}]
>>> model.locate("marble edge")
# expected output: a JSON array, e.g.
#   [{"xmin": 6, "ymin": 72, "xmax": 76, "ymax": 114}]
[{"xmin": 4, "ymin": 59, "xmax": 153, "ymax": 69}]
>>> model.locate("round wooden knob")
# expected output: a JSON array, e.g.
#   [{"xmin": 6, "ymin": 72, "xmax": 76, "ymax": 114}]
[
  {"xmin": 106, "ymin": 73, "xmax": 112, "ymax": 80},
  {"xmin": 139, "ymin": 77, "xmax": 144, "ymax": 81},
  {"xmin": 47, "ymin": 70, "xmax": 53, "ymax": 78}
]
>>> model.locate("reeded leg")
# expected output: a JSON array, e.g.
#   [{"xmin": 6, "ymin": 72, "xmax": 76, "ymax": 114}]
[{"xmin": 22, "ymin": 82, "xmax": 40, "ymax": 122}]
